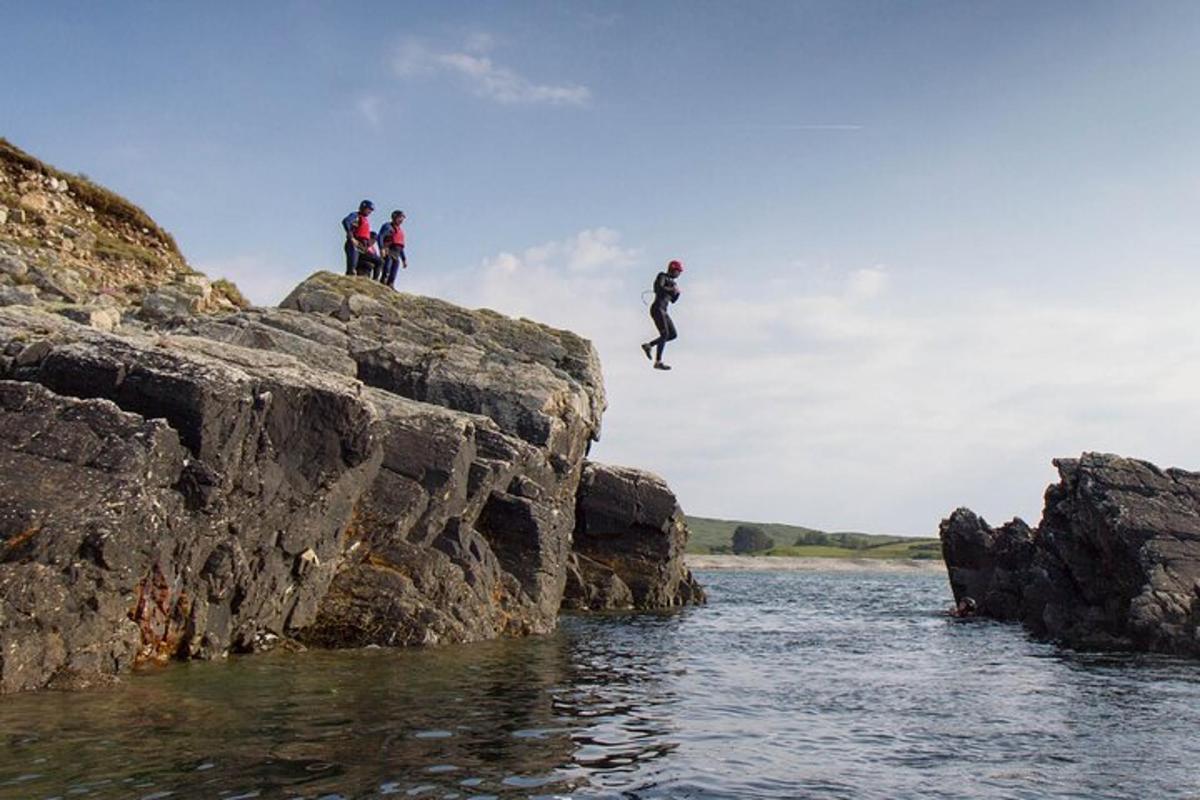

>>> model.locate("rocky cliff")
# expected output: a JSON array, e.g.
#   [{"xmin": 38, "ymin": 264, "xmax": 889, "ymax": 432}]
[
  {"xmin": 0, "ymin": 138, "xmax": 246, "ymax": 325},
  {"xmin": 0, "ymin": 143, "xmax": 703, "ymax": 693},
  {"xmin": 940, "ymin": 452, "xmax": 1200, "ymax": 656}
]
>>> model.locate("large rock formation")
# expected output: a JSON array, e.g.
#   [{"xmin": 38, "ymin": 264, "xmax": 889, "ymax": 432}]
[
  {"xmin": 0, "ymin": 141, "xmax": 703, "ymax": 693},
  {"xmin": 0, "ymin": 271, "xmax": 703, "ymax": 693},
  {"xmin": 940, "ymin": 452, "xmax": 1200, "ymax": 656}
]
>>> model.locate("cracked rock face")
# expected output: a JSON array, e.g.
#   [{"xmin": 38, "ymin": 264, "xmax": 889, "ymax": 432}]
[
  {"xmin": 565, "ymin": 462, "xmax": 706, "ymax": 611},
  {"xmin": 940, "ymin": 452, "xmax": 1200, "ymax": 655},
  {"xmin": 0, "ymin": 272, "xmax": 701, "ymax": 693}
]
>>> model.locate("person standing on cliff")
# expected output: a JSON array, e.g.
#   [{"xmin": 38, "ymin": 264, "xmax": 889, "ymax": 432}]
[
  {"xmin": 377, "ymin": 210, "xmax": 407, "ymax": 288},
  {"xmin": 341, "ymin": 200, "xmax": 382, "ymax": 278},
  {"xmin": 641, "ymin": 260, "xmax": 683, "ymax": 370}
]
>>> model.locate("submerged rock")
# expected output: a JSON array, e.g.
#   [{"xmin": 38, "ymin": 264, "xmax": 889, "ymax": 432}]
[
  {"xmin": 0, "ymin": 272, "xmax": 702, "ymax": 692},
  {"xmin": 940, "ymin": 452, "xmax": 1200, "ymax": 655}
]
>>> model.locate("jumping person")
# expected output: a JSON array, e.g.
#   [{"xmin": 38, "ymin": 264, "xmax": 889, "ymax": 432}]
[
  {"xmin": 341, "ymin": 200, "xmax": 382, "ymax": 278},
  {"xmin": 641, "ymin": 259, "xmax": 683, "ymax": 370},
  {"xmin": 377, "ymin": 210, "xmax": 407, "ymax": 288}
]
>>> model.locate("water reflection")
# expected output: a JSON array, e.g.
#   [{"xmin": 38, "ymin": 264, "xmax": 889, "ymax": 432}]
[
  {"xmin": 4, "ymin": 572, "xmax": 1200, "ymax": 799},
  {"xmin": 0, "ymin": 609, "xmax": 689, "ymax": 799}
]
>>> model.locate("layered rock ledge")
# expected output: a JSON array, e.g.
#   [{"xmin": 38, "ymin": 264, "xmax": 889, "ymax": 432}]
[
  {"xmin": 940, "ymin": 452, "xmax": 1200, "ymax": 656},
  {"xmin": 0, "ymin": 272, "xmax": 703, "ymax": 693}
]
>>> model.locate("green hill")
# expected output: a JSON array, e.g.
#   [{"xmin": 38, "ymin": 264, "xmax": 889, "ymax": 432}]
[{"xmin": 684, "ymin": 515, "xmax": 941, "ymax": 560}]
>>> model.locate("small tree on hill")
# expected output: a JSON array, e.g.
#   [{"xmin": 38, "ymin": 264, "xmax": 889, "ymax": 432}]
[{"xmin": 731, "ymin": 525, "xmax": 774, "ymax": 554}]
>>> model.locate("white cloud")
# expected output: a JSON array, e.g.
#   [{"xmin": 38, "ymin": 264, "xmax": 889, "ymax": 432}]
[
  {"xmin": 356, "ymin": 94, "xmax": 383, "ymax": 127},
  {"xmin": 846, "ymin": 266, "xmax": 889, "ymax": 299},
  {"xmin": 391, "ymin": 37, "xmax": 591, "ymax": 107},
  {"xmin": 414, "ymin": 228, "xmax": 640, "ymax": 333},
  {"xmin": 414, "ymin": 236, "xmax": 1200, "ymax": 536},
  {"xmin": 202, "ymin": 235, "xmax": 1200, "ymax": 538},
  {"xmin": 391, "ymin": 39, "xmax": 436, "ymax": 78},
  {"xmin": 505, "ymin": 227, "xmax": 638, "ymax": 273},
  {"xmin": 463, "ymin": 32, "xmax": 497, "ymax": 54},
  {"xmin": 196, "ymin": 254, "xmax": 297, "ymax": 307}
]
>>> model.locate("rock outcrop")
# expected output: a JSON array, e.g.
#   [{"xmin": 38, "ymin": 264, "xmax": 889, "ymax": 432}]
[
  {"xmin": 940, "ymin": 452, "xmax": 1200, "ymax": 656},
  {"xmin": 0, "ymin": 269, "xmax": 703, "ymax": 693},
  {"xmin": 0, "ymin": 142, "xmax": 703, "ymax": 693},
  {"xmin": 565, "ymin": 463, "xmax": 706, "ymax": 610}
]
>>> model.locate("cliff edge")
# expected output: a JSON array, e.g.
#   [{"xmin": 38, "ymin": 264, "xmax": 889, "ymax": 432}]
[{"xmin": 0, "ymin": 143, "xmax": 703, "ymax": 693}]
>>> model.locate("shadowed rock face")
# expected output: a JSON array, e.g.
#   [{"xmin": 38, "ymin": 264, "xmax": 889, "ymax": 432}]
[
  {"xmin": 565, "ymin": 462, "xmax": 706, "ymax": 611},
  {"xmin": 940, "ymin": 453, "xmax": 1200, "ymax": 656},
  {"xmin": 0, "ymin": 272, "xmax": 702, "ymax": 693}
]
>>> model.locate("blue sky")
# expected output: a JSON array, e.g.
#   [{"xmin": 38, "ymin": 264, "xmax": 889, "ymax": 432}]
[{"xmin": 5, "ymin": 1, "xmax": 1200, "ymax": 534}]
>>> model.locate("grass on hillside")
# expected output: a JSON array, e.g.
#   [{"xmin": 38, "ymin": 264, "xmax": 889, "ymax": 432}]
[
  {"xmin": 212, "ymin": 278, "xmax": 250, "ymax": 308},
  {"xmin": 685, "ymin": 515, "xmax": 942, "ymax": 560},
  {"xmin": 1, "ymin": 137, "xmax": 182, "ymax": 258},
  {"xmin": 94, "ymin": 232, "xmax": 165, "ymax": 270},
  {"xmin": 763, "ymin": 541, "xmax": 942, "ymax": 560}
]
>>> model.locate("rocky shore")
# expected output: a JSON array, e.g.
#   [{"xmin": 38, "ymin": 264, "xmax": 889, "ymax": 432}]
[
  {"xmin": 0, "ymin": 144, "xmax": 703, "ymax": 694},
  {"xmin": 940, "ymin": 452, "xmax": 1200, "ymax": 656}
]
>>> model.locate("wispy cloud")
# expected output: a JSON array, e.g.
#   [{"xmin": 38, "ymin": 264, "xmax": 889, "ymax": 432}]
[
  {"xmin": 392, "ymin": 37, "xmax": 591, "ymax": 107},
  {"xmin": 356, "ymin": 94, "xmax": 383, "ymax": 127}
]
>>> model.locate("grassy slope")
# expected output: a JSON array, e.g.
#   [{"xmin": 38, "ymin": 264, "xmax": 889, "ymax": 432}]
[
  {"xmin": 685, "ymin": 515, "xmax": 941, "ymax": 560},
  {"xmin": 0, "ymin": 137, "xmax": 182, "ymax": 258}
]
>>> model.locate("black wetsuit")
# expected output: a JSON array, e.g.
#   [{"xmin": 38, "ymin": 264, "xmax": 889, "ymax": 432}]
[{"xmin": 648, "ymin": 271, "xmax": 680, "ymax": 361}]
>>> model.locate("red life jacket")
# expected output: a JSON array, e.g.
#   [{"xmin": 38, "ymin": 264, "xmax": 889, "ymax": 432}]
[
  {"xmin": 353, "ymin": 213, "xmax": 371, "ymax": 241},
  {"xmin": 387, "ymin": 224, "xmax": 405, "ymax": 247}
]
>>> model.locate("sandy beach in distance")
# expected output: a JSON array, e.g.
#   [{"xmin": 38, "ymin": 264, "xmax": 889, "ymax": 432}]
[{"xmin": 686, "ymin": 555, "xmax": 945, "ymax": 573}]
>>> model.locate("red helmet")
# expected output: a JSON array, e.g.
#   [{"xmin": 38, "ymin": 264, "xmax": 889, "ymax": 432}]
[{"xmin": 667, "ymin": 260, "xmax": 684, "ymax": 273}]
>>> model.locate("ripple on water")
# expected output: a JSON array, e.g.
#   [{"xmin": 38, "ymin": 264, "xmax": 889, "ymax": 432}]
[{"xmin": 4, "ymin": 570, "xmax": 1200, "ymax": 799}]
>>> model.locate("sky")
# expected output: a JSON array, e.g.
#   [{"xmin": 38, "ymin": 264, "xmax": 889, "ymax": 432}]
[{"xmin": 4, "ymin": 1, "xmax": 1200, "ymax": 535}]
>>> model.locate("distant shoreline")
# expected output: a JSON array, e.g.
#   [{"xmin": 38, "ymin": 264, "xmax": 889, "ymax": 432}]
[{"xmin": 686, "ymin": 554, "xmax": 945, "ymax": 573}]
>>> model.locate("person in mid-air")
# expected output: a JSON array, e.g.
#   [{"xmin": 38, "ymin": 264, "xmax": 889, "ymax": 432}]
[
  {"xmin": 341, "ymin": 200, "xmax": 382, "ymax": 278},
  {"xmin": 377, "ymin": 209, "xmax": 407, "ymax": 288},
  {"xmin": 641, "ymin": 259, "xmax": 683, "ymax": 370}
]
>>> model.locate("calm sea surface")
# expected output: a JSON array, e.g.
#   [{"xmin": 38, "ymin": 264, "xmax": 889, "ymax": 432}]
[{"xmin": 3, "ymin": 569, "xmax": 1200, "ymax": 799}]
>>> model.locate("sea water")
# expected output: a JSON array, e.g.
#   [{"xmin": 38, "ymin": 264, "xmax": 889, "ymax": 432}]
[{"xmin": 3, "ymin": 569, "xmax": 1199, "ymax": 799}]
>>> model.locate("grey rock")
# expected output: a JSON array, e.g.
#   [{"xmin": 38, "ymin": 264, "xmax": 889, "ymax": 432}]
[
  {"xmin": 57, "ymin": 305, "xmax": 122, "ymax": 332},
  {"xmin": 279, "ymin": 272, "xmax": 606, "ymax": 461},
  {"xmin": 0, "ymin": 287, "xmax": 37, "ymax": 307},
  {"xmin": 0, "ymin": 255, "xmax": 26, "ymax": 279},
  {"xmin": 0, "ymin": 208, "xmax": 7, "ymax": 226},
  {"xmin": 563, "ymin": 553, "xmax": 634, "ymax": 610},
  {"xmin": 140, "ymin": 284, "xmax": 205, "ymax": 320},
  {"xmin": 181, "ymin": 312, "xmax": 357, "ymax": 377},
  {"xmin": 29, "ymin": 265, "xmax": 86, "ymax": 303},
  {"xmin": 940, "ymin": 452, "xmax": 1200, "ymax": 655},
  {"xmin": 568, "ymin": 462, "xmax": 706, "ymax": 610},
  {"xmin": 0, "ymin": 273, "xmax": 702, "ymax": 693}
]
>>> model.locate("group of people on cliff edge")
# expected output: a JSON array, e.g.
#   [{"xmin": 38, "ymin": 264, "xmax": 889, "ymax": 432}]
[
  {"xmin": 341, "ymin": 200, "xmax": 407, "ymax": 288},
  {"xmin": 342, "ymin": 198, "xmax": 690, "ymax": 372}
]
